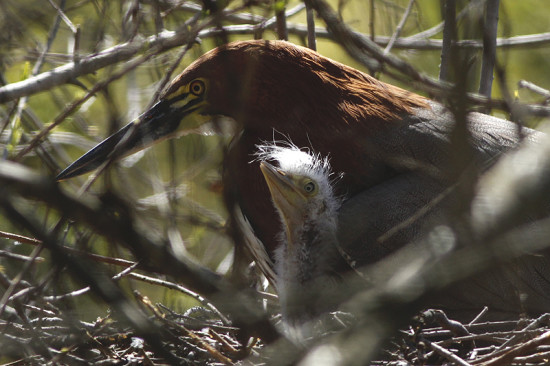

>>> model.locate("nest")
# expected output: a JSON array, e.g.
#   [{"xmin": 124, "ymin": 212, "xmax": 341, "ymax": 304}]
[{"xmin": 2, "ymin": 245, "xmax": 550, "ymax": 366}]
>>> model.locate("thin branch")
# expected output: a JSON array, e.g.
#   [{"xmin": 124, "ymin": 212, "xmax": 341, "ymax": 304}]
[
  {"xmin": 383, "ymin": 0, "xmax": 415, "ymax": 55},
  {"xmin": 306, "ymin": 3, "xmax": 316, "ymax": 50},
  {"xmin": 406, "ymin": 0, "xmax": 476, "ymax": 40},
  {"xmin": 0, "ymin": 159, "xmax": 283, "ymax": 344},
  {"xmin": 13, "ymin": 41, "xmax": 182, "ymax": 162},
  {"xmin": 429, "ymin": 341, "xmax": 473, "ymax": 366},
  {"xmin": 47, "ymin": 0, "xmax": 78, "ymax": 34},
  {"xmin": 303, "ymin": 0, "xmax": 550, "ymax": 117},
  {"xmin": 439, "ymin": 0, "xmax": 456, "ymax": 82},
  {"xmin": 482, "ymin": 331, "xmax": 550, "ymax": 366},
  {"xmin": 479, "ymin": 0, "xmax": 500, "ymax": 99},
  {"xmin": 274, "ymin": 2, "xmax": 288, "ymax": 40},
  {"xmin": 518, "ymin": 80, "xmax": 550, "ymax": 99}
]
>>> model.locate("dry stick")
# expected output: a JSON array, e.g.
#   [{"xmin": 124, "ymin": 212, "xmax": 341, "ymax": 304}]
[
  {"xmin": 518, "ymin": 79, "xmax": 550, "ymax": 99},
  {"xmin": 275, "ymin": 3, "xmax": 288, "ymax": 40},
  {"xmin": 128, "ymin": 272, "xmax": 230, "ymax": 325},
  {"xmin": 201, "ymin": 22, "xmax": 550, "ymax": 50},
  {"xmin": 0, "ymin": 229, "xmax": 228, "ymax": 320},
  {"xmin": 428, "ymin": 341, "xmax": 473, "ymax": 366},
  {"xmin": 306, "ymin": 0, "xmax": 550, "ymax": 117},
  {"xmin": 209, "ymin": 328, "xmax": 241, "ymax": 355},
  {"xmin": 43, "ymin": 262, "xmax": 139, "ymax": 302},
  {"xmin": 262, "ymin": 4, "xmax": 303, "ymax": 38},
  {"xmin": 0, "ymin": 230, "xmax": 42, "ymax": 245},
  {"xmin": 0, "ymin": 230, "xmax": 134, "ymax": 268},
  {"xmin": 480, "ymin": 330, "xmax": 550, "ymax": 366},
  {"xmin": 4, "ymin": 0, "xmax": 66, "ymax": 159},
  {"xmin": 0, "ymin": 250, "xmax": 44, "ymax": 263},
  {"xmin": 383, "ymin": 0, "xmax": 415, "ymax": 55},
  {"xmin": 407, "ymin": 1, "xmax": 478, "ymax": 40},
  {"xmin": 306, "ymin": 3, "xmax": 316, "ymax": 51},
  {"xmin": 479, "ymin": 0, "xmax": 500, "ymax": 100},
  {"xmin": 514, "ymin": 350, "xmax": 550, "ymax": 363},
  {"xmin": 135, "ymin": 291, "xmax": 233, "ymax": 365},
  {"xmin": 496, "ymin": 313, "xmax": 550, "ymax": 351},
  {"xmin": 0, "ymin": 244, "xmax": 43, "ymax": 318},
  {"xmin": 0, "ymin": 12, "xmax": 209, "ymax": 104},
  {"xmin": 439, "ymin": 330, "xmax": 546, "ymax": 345},
  {"xmin": 439, "ymin": 0, "xmax": 456, "ymax": 82},
  {"xmin": 3, "ymin": 20, "xmax": 550, "ymax": 105},
  {"xmin": 12, "ymin": 29, "xmax": 201, "ymax": 164},
  {"xmin": 369, "ymin": 0, "xmax": 375, "ymax": 41},
  {"xmin": 469, "ymin": 307, "xmax": 489, "ymax": 325},
  {"xmin": 423, "ymin": 320, "xmax": 521, "ymax": 336}
]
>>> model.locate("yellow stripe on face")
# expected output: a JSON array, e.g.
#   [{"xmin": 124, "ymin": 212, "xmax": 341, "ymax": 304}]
[
  {"xmin": 170, "ymin": 99, "xmax": 191, "ymax": 110},
  {"xmin": 165, "ymin": 85, "xmax": 188, "ymax": 101}
]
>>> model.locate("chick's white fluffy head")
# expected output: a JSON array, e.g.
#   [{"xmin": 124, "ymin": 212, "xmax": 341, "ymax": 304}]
[{"xmin": 255, "ymin": 142, "xmax": 342, "ymax": 214}]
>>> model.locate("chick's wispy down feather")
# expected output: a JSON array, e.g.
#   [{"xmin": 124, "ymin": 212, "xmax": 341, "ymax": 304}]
[{"xmin": 257, "ymin": 143, "xmax": 346, "ymax": 322}]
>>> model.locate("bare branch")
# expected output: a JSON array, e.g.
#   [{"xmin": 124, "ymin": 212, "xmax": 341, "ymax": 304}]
[
  {"xmin": 306, "ymin": 3, "xmax": 316, "ymax": 50},
  {"xmin": 383, "ymin": 0, "xmax": 415, "ymax": 55},
  {"xmin": 479, "ymin": 0, "xmax": 500, "ymax": 98},
  {"xmin": 439, "ymin": 0, "xmax": 456, "ymax": 82}
]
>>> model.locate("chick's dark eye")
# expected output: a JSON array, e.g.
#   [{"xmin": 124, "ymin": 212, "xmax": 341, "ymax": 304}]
[
  {"xmin": 190, "ymin": 80, "xmax": 205, "ymax": 96},
  {"xmin": 304, "ymin": 181, "xmax": 316, "ymax": 193}
]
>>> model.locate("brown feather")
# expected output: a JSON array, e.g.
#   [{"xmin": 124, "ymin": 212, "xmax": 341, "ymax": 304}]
[
  {"xmin": 162, "ymin": 41, "xmax": 523, "ymax": 288},
  {"xmin": 163, "ymin": 40, "xmax": 433, "ymax": 265}
]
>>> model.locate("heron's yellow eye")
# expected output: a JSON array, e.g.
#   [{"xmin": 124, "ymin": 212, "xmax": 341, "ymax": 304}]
[
  {"xmin": 190, "ymin": 79, "xmax": 205, "ymax": 96},
  {"xmin": 304, "ymin": 181, "xmax": 316, "ymax": 194}
]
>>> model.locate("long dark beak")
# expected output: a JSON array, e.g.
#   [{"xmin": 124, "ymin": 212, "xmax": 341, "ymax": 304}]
[{"xmin": 56, "ymin": 100, "xmax": 188, "ymax": 181}]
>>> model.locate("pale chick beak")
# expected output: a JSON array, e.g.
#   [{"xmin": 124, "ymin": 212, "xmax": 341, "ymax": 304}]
[{"xmin": 260, "ymin": 161, "xmax": 308, "ymax": 248}]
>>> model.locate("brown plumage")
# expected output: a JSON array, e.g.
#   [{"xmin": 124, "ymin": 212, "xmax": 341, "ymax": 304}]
[
  {"xmin": 162, "ymin": 40, "xmax": 428, "ymax": 264},
  {"xmin": 57, "ymin": 40, "xmax": 550, "ymax": 318}
]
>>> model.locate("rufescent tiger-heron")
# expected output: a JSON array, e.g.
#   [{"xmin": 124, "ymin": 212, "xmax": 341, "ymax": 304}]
[{"xmin": 56, "ymin": 40, "xmax": 550, "ymax": 316}]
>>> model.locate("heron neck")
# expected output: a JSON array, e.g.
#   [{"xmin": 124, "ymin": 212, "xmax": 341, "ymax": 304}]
[{"xmin": 278, "ymin": 213, "xmax": 339, "ymax": 285}]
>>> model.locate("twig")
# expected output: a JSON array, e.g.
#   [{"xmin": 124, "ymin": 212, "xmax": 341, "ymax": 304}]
[
  {"xmin": 306, "ymin": 3, "xmax": 316, "ymax": 50},
  {"xmin": 136, "ymin": 291, "xmax": 233, "ymax": 365},
  {"xmin": 480, "ymin": 330, "xmax": 550, "ymax": 366},
  {"xmin": 128, "ymin": 272, "xmax": 230, "ymax": 325},
  {"xmin": 47, "ymin": 0, "xmax": 78, "ymax": 34},
  {"xmin": 518, "ymin": 80, "xmax": 550, "ymax": 99},
  {"xmin": 0, "ymin": 230, "xmax": 42, "ymax": 245},
  {"xmin": 12, "ymin": 36, "xmax": 192, "ymax": 162},
  {"xmin": 0, "ymin": 14, "xmax": 209, "ymax": 104},
  {"xmin": 407, "ymin": 0, "xmax": 478, "ymax": 40},
  {"xmin": 275, "ymin": 3, "xmax": 288, "ymax": 40},
  {"xmin": 369, "ymin": 0, "xmax": 375, "ymax": 41},
  {"xmin": 43, "ymin": 262, "xmax": 139, "ymax": 301},
  {"xmin": 479, "ymin": 0, "xmax": 500, "ymax": 99},
  {"xmin": 439, "ymin": 0, "xmax": 456, "ymax": 82},
  {"xmin": 0, "ymin": 230, "xmax": 136, "ymax": 268},
  {"xmin": 383, "ymin": 0, "xmax": 415, "ymax": 55},
  {"xmin": 469, "ymin": 307, "xmax": 489, "ymax": 325},
  {"xmin": 304, "ymin": 0, "xmax": 550, "ymax": 117},
  {"xmin": 0, "ymin": 250, "xmax": 44, "ymax": 263},
  {"xmin": 0, "ymin": 244, "xmax": 43, "ymax": 319},
  {"xmin": 428, "ymin": 341, "xmax": 473, "ymax": 366},
  {"xmin": 497, "ymin": 313, "xmax": 550, "ymax": 350},
  {"xmin": 0, "ymin": 160, "xmax": 282, "ymax": 344}
]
